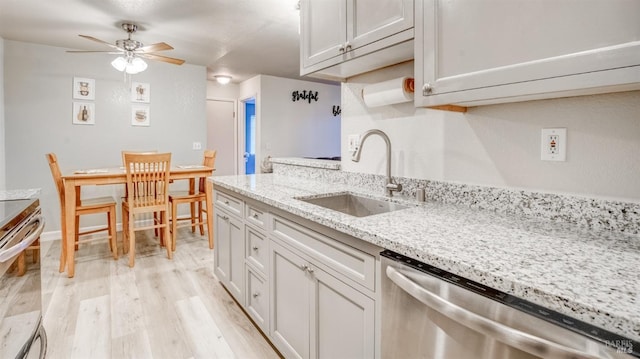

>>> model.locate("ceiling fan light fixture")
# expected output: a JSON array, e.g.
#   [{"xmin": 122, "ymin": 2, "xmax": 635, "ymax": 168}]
[
  {"xmin": 112, "ymin": 55, "xmax": 147, "ymax": 74},
  {"xmin": 111, "ymin": 56, "xmax": 128, "ymax": 71},
  {"xmin": 215, "ymin": 75, "xmax": 232, "ymax": 85},
  {"xmin": 126, "ymin": 57, "xmax": 148, "ymax": 74}
]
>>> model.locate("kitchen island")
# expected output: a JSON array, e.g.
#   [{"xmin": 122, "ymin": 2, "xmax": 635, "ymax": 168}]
[{"xmin": 211, "ymin": 173, "xmax": 640, "ymax": 344}]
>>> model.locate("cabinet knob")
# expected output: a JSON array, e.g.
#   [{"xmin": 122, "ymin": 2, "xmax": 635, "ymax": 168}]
[
  {"xmin": 222, "ymin": 215, "xmax": 229, "ymax": 220},
  {"xmin": 252, "ymin": 292, "xmax": 260, "ymax": 298},
  {"xmin": 338, "ymin": 45, "xmax": 345, "ymax": 53},
  {"xmin": 252, "ymin": 213, "xmax": 259, "ymax": 219},
  {"xmin": 422, "ymin": 83, "xmax": 433, "ymax": 96},
  {"xmin": 252, "ymin": 246, "xmax": 259, "ymax": 251},
  {"xmin": 345, "ymin": 42, "xmax": 352, "ymax": 51},
  {"xmin": 300, "ymin": 264, "xmax": 314, "ymax": 273}
]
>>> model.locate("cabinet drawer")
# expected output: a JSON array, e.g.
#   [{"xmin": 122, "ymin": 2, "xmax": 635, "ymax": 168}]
[
  {"xmin": 246, "ymin": 266, "xmax": 269, "ymax": 333},
  {"xmin": 246, "ymin": 226, "xmax": 268, "ymax": 275},
  {"xmin": 271, "ymin": 215, "xmax": 375, "ymax": 291},
  {"xmin": 245, "ymin": 204, "xmax": 267, "ymax": 230},
  {"xmin": 214, "ymin": 191, "xmax": 243, "ymax": 218}
]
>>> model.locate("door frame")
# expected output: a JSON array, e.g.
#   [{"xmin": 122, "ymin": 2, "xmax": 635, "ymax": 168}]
[
  {"xmin": 239, "ymin": 94, "xmax": 259, "ymax": 175},
  {"xmin": 206, "ymin": 97, "xmax": 238, "ymax": 175}
]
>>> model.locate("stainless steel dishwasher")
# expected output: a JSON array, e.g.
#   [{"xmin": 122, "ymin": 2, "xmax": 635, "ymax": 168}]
[{"xmin": 381, "ymin": 250, "xmax": 639, "ymax": 359}]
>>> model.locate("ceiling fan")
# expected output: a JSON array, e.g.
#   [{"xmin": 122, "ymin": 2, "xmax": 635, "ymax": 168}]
[{"xmin": 67, "ymin": 23, "xmax": 185, "ymax": 73}]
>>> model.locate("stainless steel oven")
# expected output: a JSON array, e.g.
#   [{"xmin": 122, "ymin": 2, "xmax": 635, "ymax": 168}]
[
  {"xmin": 0, "ymin": 198, "xmax": 47, "ymax": 359},
  {"xmin": 381, "ymin": 250, "xmax": 639, "ymax": 359}
]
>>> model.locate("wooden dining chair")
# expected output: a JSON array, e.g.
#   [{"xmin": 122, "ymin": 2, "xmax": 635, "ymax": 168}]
[
  {"xmin": 168, "ymin": 150, "xmax": 216, "ymax": 251},
  {"xmin": 46, "ymin": 153, "xmax": 118, "ymax": 272},
  {"xmin": 121, "ymin": 152, "xmax": 172, "ymax": 267}
]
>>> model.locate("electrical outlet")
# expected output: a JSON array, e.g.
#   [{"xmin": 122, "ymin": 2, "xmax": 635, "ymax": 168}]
[
  {"xmin": 192, "ymin": 142, "xmax": 202, "ymax": 150},
  {"xmin": 541, "ymin": 128, "xmax": 566, "ymax": 161},
  {"xmin": 348, "ymin": 134, "xmax": 360, "ymax": 152}
]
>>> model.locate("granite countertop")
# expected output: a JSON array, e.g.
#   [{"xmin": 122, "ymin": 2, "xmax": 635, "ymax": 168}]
[
  {"xmin": 270, "ymin": 157, "xmax": 341, "ymax": 170},
  {"xmin": 0, "ymin": 189, "xmax": 41, "ymax": 200},
  {"xmin": 210, "ymin": 174, "xmax": 640, "ymax": 342}
]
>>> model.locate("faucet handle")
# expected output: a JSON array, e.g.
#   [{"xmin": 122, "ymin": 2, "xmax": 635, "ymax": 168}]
[{"xmin": 385, "ymin": 182, "xmax": 403, "ymax": 193}]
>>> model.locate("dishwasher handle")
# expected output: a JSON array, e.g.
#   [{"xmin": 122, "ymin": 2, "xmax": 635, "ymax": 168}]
[
  {"xmin": 386, "ymin": 265, "xmax": 610, "ymax": 359},
  {"xmin": 0, "ymin": 215, "xmax": 45, "ymax": 263}
]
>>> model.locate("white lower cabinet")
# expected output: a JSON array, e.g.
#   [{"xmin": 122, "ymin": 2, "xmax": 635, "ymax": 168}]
[
  {"xmin": 270, "ymin": 240, "xmax": 375, "ymax": 359},
  {"xmin": 245, "ymin": 265, "xmax": 269, "ymax": 332},
  {"xmin": 213, "ymin": 208, "xmax": 245, "ymax": 305},
  {"xmin": 213, "ymin": 189, "xmax": 378, "ymax": 359}
]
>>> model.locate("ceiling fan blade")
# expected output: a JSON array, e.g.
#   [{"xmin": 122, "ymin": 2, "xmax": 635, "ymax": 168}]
[
  {"xmin": 66, "ymin": 50, "xmax": 123, "ymax": 54},
  {"xmin": 78, "ymin": 35, "xmax": 121, "ymax": 50},
  {"xmin": 139, "ymin": 53, "xmax": 185, "ymax": 65},
  {"xmin": 135, "ymin": 42, "xmax": 174, "ymax": 53}
]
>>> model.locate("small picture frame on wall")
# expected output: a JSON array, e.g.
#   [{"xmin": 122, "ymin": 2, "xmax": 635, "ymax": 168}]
[
  {"xmin": 73, "ymin": 77, "xmax": 95, "ymax": 100},
  {"xmin": 72, "ymin": 102, "xmax": 95, "ymax": 125},
  {"xmin": 131, "ymin": 105, "xmax": 150, "ymax": 126},
  {"xmin": 131, "ymin": 82, "xmax": 150, "ymax": 103}
]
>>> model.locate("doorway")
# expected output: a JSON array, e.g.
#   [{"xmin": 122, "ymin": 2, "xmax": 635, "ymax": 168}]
[
  {"xmin": 242, "ymin": 97, "xmax": 256, "ymax": 175},
  {"xmin": 206, "ymin": 99, "xmax": 236, "ymax": 176}
]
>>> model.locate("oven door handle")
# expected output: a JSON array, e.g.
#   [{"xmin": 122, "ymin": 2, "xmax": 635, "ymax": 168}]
[
  {"xmin": 386, "ymin": 265, "xmax": 609, "ymax": 359},
  {"xmin": 0, "ymin": 215, "xmax": 45, "ymax": 263}
]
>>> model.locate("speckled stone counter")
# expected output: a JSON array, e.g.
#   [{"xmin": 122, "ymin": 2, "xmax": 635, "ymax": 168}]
[
  {"xmin": 270, "ymin": 157, "xmax": 341, "ymax": 170},
  {"xmin": 210, "ymin": 174, "xmax": 640, "ymax": 342},
  {"xmin": 0, "ymin": 189, "xmax": 41, "ymax": 200}
]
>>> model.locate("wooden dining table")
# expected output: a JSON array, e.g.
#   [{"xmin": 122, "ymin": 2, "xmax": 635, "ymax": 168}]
[{"xmin": 61, "ymin": 165, "xmax": 214, "ymax": 277}]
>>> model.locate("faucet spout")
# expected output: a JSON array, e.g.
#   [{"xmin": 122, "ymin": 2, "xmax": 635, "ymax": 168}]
[{"xmin": 351, "ymin": 129, "xmax": 402, "ymax": 196}]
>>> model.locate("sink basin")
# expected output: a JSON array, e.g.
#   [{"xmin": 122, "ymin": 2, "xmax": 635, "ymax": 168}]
[{"xmin": 298, "ymin": 193, "xmax": 410, "ymax": 217}]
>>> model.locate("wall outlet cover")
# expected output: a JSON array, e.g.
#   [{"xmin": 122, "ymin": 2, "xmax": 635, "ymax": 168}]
[
  {"xmin": 541, "ymin": 128, "xmax": 567, "ymax": 161},
  {"xmin": 348, "ymin": 134, "xmax": 360, "ymax": 152}
]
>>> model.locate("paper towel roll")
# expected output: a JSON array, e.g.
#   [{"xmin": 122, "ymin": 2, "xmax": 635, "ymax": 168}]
[{"xmin": 362, "ymin": 77, "xmax": 414, "ymax": 107}]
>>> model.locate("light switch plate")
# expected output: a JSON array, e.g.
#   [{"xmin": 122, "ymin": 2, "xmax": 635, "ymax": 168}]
[{"xmin": 541, "ymin": 128, "xmax": 566, "ymax": 161}]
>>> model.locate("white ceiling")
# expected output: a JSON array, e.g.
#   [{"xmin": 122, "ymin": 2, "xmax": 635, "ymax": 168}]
[{"xmin": 0, "ymin": 0, "xmax": 329, "ymax": 84}]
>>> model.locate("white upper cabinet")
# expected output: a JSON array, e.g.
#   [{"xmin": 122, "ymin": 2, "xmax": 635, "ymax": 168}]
[
  {"xmin": 300, "ymin": 0, "xmax": 414, "ymax": 80},
  {"xmin": 415, "ymin": 0, "xmax": 640, "ymax": 107}
]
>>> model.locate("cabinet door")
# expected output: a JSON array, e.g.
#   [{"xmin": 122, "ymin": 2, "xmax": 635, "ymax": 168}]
[
  {"xmin": 214, "ymin": 209, "xmax": 244, "ymax": 304},
  {"xmin": 227, "ymin": 215, "xmax": 245, "ymax": 305},
  {"xmin": 310, "ymin": 267, "xmax": 375, "ymax": 359},
  {"xmin": 300, "ymin": 0, "xmax": 347, "ymax": 68},
  {"xmin": 246, "ymin": 266, "xmax": 269, "ymax": 333},
  {"xmin": 246, "ymin": 225, "xmax": 268, "ymax": 275},
  {"xmin": 270, "ymin": 241, "xmax": 311, "ymax": 359},
  {"xmin": 214, "ymin": 209, "xmax": 231, "ymax": 284},
  {"xmin": 348, "ymin": 0, "xmax": 413, "ymax": 50},
  {"xmin": 416, "ymin": 0, "xmax": 640, "ymax": 107}
]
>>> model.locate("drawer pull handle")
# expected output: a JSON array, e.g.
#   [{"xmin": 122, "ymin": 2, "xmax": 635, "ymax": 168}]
[{"xmin": 252, "ymin": 292, "xmax": 260, "ymax": 298}]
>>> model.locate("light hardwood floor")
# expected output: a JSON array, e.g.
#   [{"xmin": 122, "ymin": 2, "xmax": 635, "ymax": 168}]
[{"xmin": 39, "ymin": 229, "xmax": 281, "ymax": 359}]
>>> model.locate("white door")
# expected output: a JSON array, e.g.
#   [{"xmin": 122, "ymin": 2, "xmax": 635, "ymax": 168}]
[{"xmin": 206, "ymin": 99, "xmax": 236, "ymax": 176}]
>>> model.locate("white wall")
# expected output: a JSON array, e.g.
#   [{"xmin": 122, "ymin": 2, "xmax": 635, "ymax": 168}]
[
  {"xmin": 260, "ymin": 75, "xmax": 341, "ymax": 160},
  {"xmin": 4, "ymin": 40, "xmax": 207, "ymax": 231},
  {"xmin": 219, "ymin": 75, "xmax": 341, "ymax": 173},
  {"xmin": 0, "ymin": 37, "xmax": 5, "ymax": 190},
  {"xmin": 342, "ymin": 62, "xmax": 640, "ymax": 201},
  {"xmin": 207, "ymin": 80, "xmax": 239, "ymax": 100}
]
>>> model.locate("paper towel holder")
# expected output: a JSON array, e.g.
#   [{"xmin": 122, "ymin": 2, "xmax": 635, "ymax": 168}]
[{"xmin": 361, "ymin": 77, "xmax": 416, "ymax": 108}]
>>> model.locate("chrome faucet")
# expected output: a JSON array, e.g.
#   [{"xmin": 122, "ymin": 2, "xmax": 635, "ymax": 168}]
[{"xmin": 351, "ymin": 129, "xmax": 403, "ymax": 197}]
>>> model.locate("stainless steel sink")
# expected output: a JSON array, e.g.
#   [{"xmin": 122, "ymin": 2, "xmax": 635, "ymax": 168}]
[{"xmin": 298, "ymin": 193, "xmax": 410, "ymax": 217}]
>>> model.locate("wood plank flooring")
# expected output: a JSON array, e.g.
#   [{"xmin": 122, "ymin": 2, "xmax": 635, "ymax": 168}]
[{"xmin": 39, "ymin": 229, "xmax": 281, "ymax": 359}]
